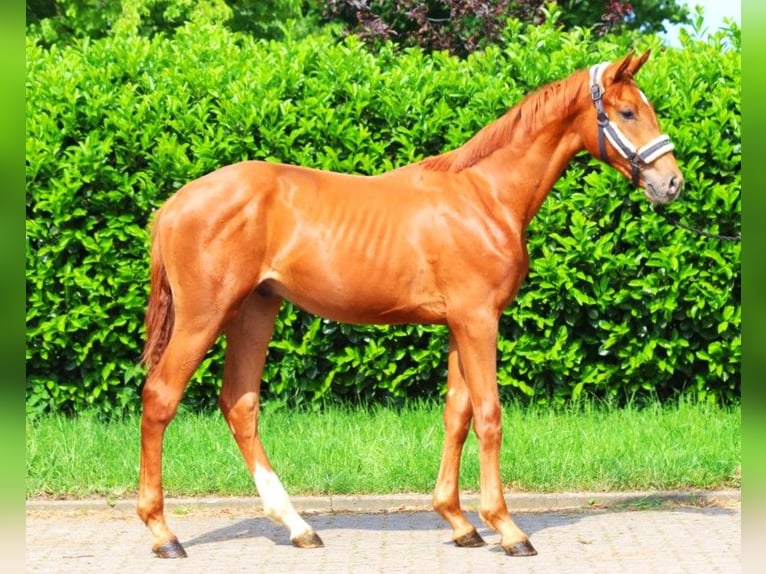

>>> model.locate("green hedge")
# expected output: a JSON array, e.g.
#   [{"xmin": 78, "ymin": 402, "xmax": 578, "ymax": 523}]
[{"xmin": 25, "ymin": 14, "xmax": 741, "ymax": 416}]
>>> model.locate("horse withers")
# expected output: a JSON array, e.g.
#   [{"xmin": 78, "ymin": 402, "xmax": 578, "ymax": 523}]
[{"xmin": 137, "ymin": 50, "xmax": 682, "ymax": 559}]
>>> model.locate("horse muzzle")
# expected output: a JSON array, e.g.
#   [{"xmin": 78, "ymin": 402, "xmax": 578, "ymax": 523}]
[{"xmin": 645, "ymin": 172, "xmax": 684, "ymax": 205}]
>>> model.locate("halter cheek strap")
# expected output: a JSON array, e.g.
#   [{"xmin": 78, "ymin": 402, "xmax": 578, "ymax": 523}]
[{"xmin": 589, "ymin": 63, "xmax": 675, "ymax": 187}]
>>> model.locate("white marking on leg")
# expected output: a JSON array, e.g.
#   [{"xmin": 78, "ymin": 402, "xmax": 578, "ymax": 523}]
[{"xmin": 254, "ymin": 463, "xmax": 313, "ymax": 540}]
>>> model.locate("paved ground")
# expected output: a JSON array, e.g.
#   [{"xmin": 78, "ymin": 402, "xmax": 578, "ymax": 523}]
[{"xmin": 26, "ymin": 491, "xmax": 740, "ymax": 573}]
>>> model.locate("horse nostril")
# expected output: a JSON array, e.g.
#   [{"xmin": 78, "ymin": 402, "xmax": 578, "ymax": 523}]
[{"xmin": 669, "ymin": 174, "xmax": 683, "ymax": 197}]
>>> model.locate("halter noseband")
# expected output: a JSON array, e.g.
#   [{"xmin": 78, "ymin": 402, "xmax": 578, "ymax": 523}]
[{"xmin": 589, "ymin": 63, "xmax": 675, "ymax": 188}]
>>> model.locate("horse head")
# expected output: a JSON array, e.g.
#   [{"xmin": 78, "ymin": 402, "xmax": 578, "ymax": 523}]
[{"xmin": 583, "ymin": 50, "xmax": 683, "ymax": 205}]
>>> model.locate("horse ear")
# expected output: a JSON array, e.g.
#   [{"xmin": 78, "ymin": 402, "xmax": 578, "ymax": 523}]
[
  {"xmin": 602, "ymin": 52, "xmax": 634, "ymax": 87},
  {"xmin": 603, "ymin": 50, "xmax": 651, "ymax": 86},
  {"xmin": 625, "ymin": 50, "xmax": 651, "ymax": 78}
]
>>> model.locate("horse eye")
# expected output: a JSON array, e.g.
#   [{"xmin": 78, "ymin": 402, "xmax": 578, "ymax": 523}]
[{"xmin": 619, "ymin": 109, "xmax": 636, "ymax": 120}]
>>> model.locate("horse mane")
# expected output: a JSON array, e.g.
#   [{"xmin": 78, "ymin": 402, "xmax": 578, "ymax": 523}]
[{"xmin": 419, "ymin": 69, "xmax": 588, "ymax": 173}]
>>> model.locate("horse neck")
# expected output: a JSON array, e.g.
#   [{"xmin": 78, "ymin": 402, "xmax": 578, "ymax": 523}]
[
  {"xmin": 463, "ymin": 71, "xmax": 591, "ymax": 228},
  {"xmin": 468, "ymin": 127, "xmax": 586, "ymax": 228}
]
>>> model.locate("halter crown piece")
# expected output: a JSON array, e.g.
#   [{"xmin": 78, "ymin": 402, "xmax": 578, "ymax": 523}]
[{"xmin": 589, "ymin": 63, "xmax": 675, "ymax": 187}]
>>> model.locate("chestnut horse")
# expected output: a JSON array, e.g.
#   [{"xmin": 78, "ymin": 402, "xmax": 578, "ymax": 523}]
[{"xmin": 137, "ymin": 51, "xmax": 682, "ymax": 558}]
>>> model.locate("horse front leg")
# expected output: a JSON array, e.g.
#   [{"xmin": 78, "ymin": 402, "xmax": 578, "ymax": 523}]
[
  {"xmin": 448, "ymin": 313, "xmax": 537, "ymax": 557},
  {"xmin": 433, "ymin": 334, "xmax": 486, "ymax": 547},
  {"xmin": 219, "ymin": 293, "xmax": 323, "ymax": 549}
]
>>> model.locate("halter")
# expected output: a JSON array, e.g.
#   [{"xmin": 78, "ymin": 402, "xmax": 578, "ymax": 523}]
[{"xmin": 589, "ymin": 63, "xmax": 675, "ymax": 188}]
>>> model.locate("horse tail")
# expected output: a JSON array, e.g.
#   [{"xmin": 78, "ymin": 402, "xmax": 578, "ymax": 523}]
[{"xmin": 141, "ymin": 216, "xmax": 174, "ymax": 376}]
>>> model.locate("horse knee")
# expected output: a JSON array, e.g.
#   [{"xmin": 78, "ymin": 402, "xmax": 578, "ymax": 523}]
[
  {"xmin": 218, "ymin": 390, "xmax": 258, "ymax": 419},
  {"xmin": 432, "ymin": 489, "xmax": 463, "ymax": 521},
  {"xmin": 442, "ymin": 398, "xmax": 472, "ymax": 442},
  {"xmin": 472, "ymin": 403, "xmax": 502, "ymax": 443},
  {"xmin": 444, "ymin": 418, "xmax": 471, "ymax": 443},
  {"xmin": 136, "ymin": 491, "xmax": 162, "ymax": 524}
]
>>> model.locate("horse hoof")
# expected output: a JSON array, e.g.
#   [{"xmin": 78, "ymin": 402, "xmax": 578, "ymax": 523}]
[
  {"xmin": 454, "ymin": 529, "xmax": 487, "ymax": 548},
  {"xmin": 153, "ymin": 538, "xmax": 188, "ymax": 558},
  {"xmin": 503, "ymin": 539, "xmax": 538, "ymax": 557},
  {"xmin": 292, "ymin": 530, "xmax": 325, "ymax": 548}
]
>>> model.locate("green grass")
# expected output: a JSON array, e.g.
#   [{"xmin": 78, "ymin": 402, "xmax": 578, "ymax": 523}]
[{"xmin": 25, "ymin": 399, "xmax": 740, "ymax": 499}]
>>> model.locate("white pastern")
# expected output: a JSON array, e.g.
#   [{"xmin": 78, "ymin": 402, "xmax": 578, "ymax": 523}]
[{"xmin": 254, "ymin": 464, "xmax": 313, "ymax": 540}]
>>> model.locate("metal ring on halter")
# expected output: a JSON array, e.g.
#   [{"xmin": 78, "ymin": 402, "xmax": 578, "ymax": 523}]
[{"xmin": 589, "ymin": 63, "xmax": 675, "ymax": 188}]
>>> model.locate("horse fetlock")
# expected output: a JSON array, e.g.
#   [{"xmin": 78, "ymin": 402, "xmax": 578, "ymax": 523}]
[
  {"xmin": 477, "ymin": 508, "xmax": 496, "ymax": 528},
  {"xmin": 431, "ymin": 494, "xmax": 452, "ymax": 517}
]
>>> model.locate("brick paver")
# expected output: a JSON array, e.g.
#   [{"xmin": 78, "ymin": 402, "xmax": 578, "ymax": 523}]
[{"xmin": 26, "ymin": 494, "xmax": 741, "ymax": 573}]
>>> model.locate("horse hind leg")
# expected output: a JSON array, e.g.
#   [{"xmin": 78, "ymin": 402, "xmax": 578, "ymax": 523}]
[
  {"xmin": 433, "ymin": 335, "xmax": 486, "ymax": 548},
  {"xmin": 219, "ymin": 292, "xmax": 323, "ymax": 549},
  {"xmin": 137, "ymin": 315, "xmax": 223, "ymax": 558}
]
